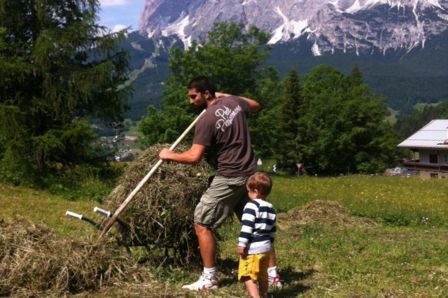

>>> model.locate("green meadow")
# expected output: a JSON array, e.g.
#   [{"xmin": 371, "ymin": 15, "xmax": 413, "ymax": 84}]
[
  {"xmin": 1, "ymin": 175, "xmax": 447, "ymax": 297},
  {"xmin": 270, "ymin": 175, "xmax": 448, "ymax": 227}
]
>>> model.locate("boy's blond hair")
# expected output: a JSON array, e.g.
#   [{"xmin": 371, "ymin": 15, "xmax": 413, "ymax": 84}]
[{"xmin": 246, "ymin": 172, "xmax": 272, "ymax": 197}]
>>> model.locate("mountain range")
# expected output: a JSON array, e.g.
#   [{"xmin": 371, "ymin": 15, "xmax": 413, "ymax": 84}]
[
  {"xmin": 121, "ymin": 0, "xmax": 448, "ymax": 120},
  {"xmin": 139, "ymin": 0, "xmax": 448, "ymax": 55}
]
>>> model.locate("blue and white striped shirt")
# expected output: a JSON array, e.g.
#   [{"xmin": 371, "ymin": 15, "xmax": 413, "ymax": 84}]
[{"xmin": 238, "ymin": 199, "xmax": 276, "ymax": 255}]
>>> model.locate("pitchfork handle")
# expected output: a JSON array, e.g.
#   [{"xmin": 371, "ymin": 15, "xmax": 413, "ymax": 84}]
[{"xmin": 99, "ymin": 109, "xmax": 207, "ymax": 238}]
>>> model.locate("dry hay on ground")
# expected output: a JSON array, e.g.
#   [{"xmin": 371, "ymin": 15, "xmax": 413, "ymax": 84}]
[
  {"xmin": 103, "ymin": 144, "xmax": 212, "ymax": 266},
  {"xmin": 277, "ymin": 200, "xmax": 378, "ymax": 230},
  {"xmin": 0, "ymin": 219, "xmax": 143, "ymax": 297}
]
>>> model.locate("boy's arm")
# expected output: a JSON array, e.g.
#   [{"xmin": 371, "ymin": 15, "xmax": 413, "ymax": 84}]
[
  {"xmin": 236, "ymin": 246, "xmax": 246, "ymax": 256},
  {"xmin": 269, "ymin": 209, "xmax": 277, "ymax": 243},
  {"xmin": 238, "ymin": 204, "xmax": 257, "ymax": 249},
  {"xmin": 269, "ymin": 224, "xmax": 276, "ymax": 243}
]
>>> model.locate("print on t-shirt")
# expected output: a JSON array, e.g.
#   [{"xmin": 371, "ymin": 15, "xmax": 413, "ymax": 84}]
[
  {"xmin": 192, "ymin": 96, "xmax": 257, "ymax": 177},
  {"xmin": 215, "ymin": 105, "xmax": 242, "ymax": 132}
]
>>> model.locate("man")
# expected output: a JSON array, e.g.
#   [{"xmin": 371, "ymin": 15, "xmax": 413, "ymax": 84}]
[{"xmin": 159, "ymin": 76, "xmax": 281, "ymax": 290}]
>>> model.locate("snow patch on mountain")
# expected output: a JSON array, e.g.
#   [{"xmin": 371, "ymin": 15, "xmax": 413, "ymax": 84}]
[
  {"xmin": 311, "ymin": 41, "xmax": 322, "ymax": 56},
  {"xmin": 139, "ymin": 0, "xmax": 448, "ymax": 56},
  {"xmin": 242, "ymin": 0, "xmax": 257, "ymax": 5},
  {"xmin": 161, "ymin": 15, "xmax": 192, "ymax": 48},
  {"xmin": 268, "ymin": 6, "xmax": 309, "ymax": 44},
  {"xmin": 331, "ymin": 0, "xmax": 445, "ymax": 13}
]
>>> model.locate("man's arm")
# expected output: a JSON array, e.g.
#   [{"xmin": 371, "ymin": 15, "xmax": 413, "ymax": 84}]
[
  {"xmin": 215, "ymin": 92, "xmax": 260, "ymax": 113},
  {"xmin": 159, "ymin": 144, "xmax": 206, "ymax": 164}
]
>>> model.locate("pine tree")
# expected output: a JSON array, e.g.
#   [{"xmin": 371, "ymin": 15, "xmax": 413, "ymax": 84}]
[
  {"xmin": 250, "ymin": 66, "xmax": 282, "ymax": 158},
  {"xmin": 0, "ymin": 0, "xmax": 130, "ymax": 183},
  {"xmin": 275, "ymin": 69, "xmax": 304, "ymax": 174},
  {"xmin": 348, "ymin": 64, "xmax": 364, "ymax": 86}
]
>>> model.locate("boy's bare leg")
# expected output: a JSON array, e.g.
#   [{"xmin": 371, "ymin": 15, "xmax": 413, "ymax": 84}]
[
  {"xmin": 242, "ymin": 277, "xmax": 260, "ymax": 298},
  {"xmin": 268, "ymin": 247, "xmax": 282, "ymax": 288},
  {"xmin": 269, "ymin": 247, "xmax": 276, "ymax": 267},
  {"xmin": 194, "ymin": 223, "xmax": 216, "ymax": 267},
  {"xmin": 259, "ymin": 279, "xmax": 268, "ymax": 298}
]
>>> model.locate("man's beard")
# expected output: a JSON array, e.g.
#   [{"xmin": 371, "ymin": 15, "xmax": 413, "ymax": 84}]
[{"xmin": 191, "ymin": 102, "xmax": 207, "ymax": 111}]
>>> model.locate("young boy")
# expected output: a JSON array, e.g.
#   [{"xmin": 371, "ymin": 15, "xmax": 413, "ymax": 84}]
[{"xmin": 237, "ymin": 172, "xmax": 276, "ymax": 298}]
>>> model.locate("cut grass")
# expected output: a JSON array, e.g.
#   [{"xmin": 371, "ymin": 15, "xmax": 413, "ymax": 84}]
[{"xmin": 1, "ymin": 174, "xmax": 447, "ymax": 297}]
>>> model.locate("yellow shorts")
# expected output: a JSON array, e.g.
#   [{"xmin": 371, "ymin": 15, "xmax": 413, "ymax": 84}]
[{"xmin": 238, "ymin": 252, "xmax": 270, "ymax": 282}]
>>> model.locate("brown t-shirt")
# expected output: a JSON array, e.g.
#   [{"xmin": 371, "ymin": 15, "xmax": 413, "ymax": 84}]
[{"xmin": 193, "ymin": 96, "xmax": 257, "ymax": 177}]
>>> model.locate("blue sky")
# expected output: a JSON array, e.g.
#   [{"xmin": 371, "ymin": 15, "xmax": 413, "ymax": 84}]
[{"xmin": 98, "ymin": 0, "xmax": 144, "ymax": 32}]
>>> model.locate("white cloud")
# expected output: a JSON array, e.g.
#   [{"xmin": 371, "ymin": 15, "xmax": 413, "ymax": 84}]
[
  {"xmin": 112, "ymin": 24, "xmax": 128, "ymax": 32},
  {"xmin": 100, "ymin": 0, "xmax": 129, "ymax": 7}
]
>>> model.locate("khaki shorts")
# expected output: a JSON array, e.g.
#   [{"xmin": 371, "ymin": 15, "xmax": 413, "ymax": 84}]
[
  {"xmin": 238, "ymin": 252, "xmax": 271, "ymax": 281},
  {"xmin": 194, "ymin": 176, "xmax": 249, "ymax": 229}
]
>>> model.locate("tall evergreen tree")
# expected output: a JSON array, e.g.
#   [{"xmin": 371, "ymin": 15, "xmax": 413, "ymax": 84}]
[
  {"xmin": 275, "ymin": 69, "xmax": 304, "ymax": 174},
  {"xmin": 0, "ymin": 0, "xmax": 130, "ymax": 183},
  {"xmin": 348, "ymin": 64, "xmax": 363, "ymax": 86},
  {"xmin": 250, "ymin": 66, "xmax": 282, "ymax": 158}
]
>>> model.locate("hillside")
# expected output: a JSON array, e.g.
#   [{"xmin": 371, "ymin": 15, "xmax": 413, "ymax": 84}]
[
  {"xmin": 267, "ymin": 30, "xmax": 448, "ymax": 114},
  {"xmin": 120, "ymin": 30, "xmax": 448, "ymax": 120},
  {"xmin": 120, "ymin": 0, "xmax": 448, "ymax": 120}
]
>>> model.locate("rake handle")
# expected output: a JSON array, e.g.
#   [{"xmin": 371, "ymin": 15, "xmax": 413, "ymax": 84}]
[
  {"xmin": 66, "ymin": 210, "xmax": 83, "ymax": 220},
  {"xmin": 99, "ymin": 109, "xmax": 206, "ymax": 238},
  {"xmin": 94, "ymin": 206, "xmax": 111, "ymax": 217},
  {"xmin": 66, "ymin": 210, "xmax": 100, "ymax": 229}
]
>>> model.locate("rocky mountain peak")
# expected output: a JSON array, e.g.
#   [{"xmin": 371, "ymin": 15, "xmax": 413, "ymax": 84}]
[{"xmin": 139, "ymin": 0, "xmax": 448, "ymax": 55}]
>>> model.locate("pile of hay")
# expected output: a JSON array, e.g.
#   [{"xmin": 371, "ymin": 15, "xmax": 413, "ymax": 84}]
[
  {"xmin": 0, "ymin": 219, "xmax": 141, "ymax": 297},
  {"xmin": 277, "ymin": 200, "xmax": 378, "ymax": 230},
  {"xmin": 103, "ymin": 144, "xmax": 212, "ymax": 266}
]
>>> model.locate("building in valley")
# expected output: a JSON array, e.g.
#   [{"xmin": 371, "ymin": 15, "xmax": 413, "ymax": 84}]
[{"xmin": 398, "ymin": 119, "xmax": 448, "ymax": 178}]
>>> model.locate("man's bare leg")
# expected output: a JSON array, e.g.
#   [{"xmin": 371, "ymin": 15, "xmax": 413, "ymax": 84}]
[
  {"xmin": 195, "ymin": 223, "xmax": 216, "ymax": 267},
  {"xmin": 181, "ymin": 224, "xmax": 218, "ymax": 290}
]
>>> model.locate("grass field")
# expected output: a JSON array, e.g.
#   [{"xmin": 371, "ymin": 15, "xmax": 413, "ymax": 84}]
[
  {"xmin": 270, "ymin": 175, "xmax": 448, "ymax": 226},
  {"xmin": 1, "ymin": 175, "xmax": 447, "ymax": 297}
]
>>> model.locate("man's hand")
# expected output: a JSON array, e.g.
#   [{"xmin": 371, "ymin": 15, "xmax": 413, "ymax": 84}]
[
  {"xmin": 215, "ymin": 92, "xmax": 260, "ymax": 113},
  {"xmin": 159, "ymin": 149, "xmax": 173, "ymax": 160},
  {"xmin": 215, "ymin": 92, "xmax": 230, "ymax": 98},
  {"xmin": 158, "ymin": 144, "xmax": 205, "ymax": 164},
  {"xmin": 236, "ymin": 246, "xmax": 246, "ymax": 256}
]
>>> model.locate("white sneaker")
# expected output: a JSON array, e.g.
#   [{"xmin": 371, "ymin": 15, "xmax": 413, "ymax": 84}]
[
  {"xmin": 268, "ymin": 273, "xmax": 283, "ymax": 289},
  {"xmin": 182, "ymin": 273, "xmax": 218, "ymax": 291}
]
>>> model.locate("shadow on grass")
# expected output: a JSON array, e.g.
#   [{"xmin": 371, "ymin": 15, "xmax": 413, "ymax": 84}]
[
  {"xmin": 217, "ymin": 257, "xmax": 238, "ymax": 287},
  {"xmin": 217, "ymin": 258, "xmax": 313, "ymax": 296},
  {"xmin": 272, "ymin": 266, "xmax": 314, "ymax": 297}
]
